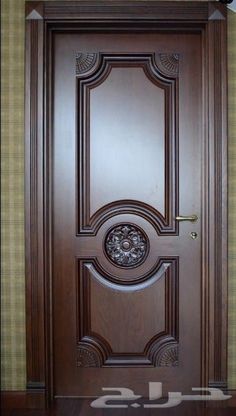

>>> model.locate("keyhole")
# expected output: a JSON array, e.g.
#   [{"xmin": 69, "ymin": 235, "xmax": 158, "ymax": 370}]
[{"xmin": 190, "ymin": 232, "xmax": 198, "ymax": 240}]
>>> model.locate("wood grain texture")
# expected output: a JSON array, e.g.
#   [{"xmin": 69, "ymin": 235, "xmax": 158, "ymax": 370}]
[
  {"xmin": 2, "ymin": 394, "xmax": 236, "ymax": 414},
  {"xmin": 201, "ymin": 16, "xmax": 228, "ymax": 389},
  {"xmin": 24, "ymin": 0, "xmax": 228, "ymax": 406},
  {"xmin": 43, "ymin": 1, "xmax": 210, "ymax": 20},
  {"xmin": 1, "ymin": 391, "xmax": 45, "ymax": 410},
  {"xmin": 228, "ymin": 9, "xmax": 236, "ymax": 391},
  {"xmin": 24, "ymin": 1, "xmax": 228, "ymax": 21},
  {"xmin": 76, "ymin": 259, "xmax": 178, "ymax": 367},
  {"xmin": 25, "ymin": 17, "xmax": 45, "ymax": 395},
  {"xmin": 76, "ymin": 52, "xmax": 178, "ymax": 236},
  {"xmin": 52, "ymin": 30, "xmax": 201, "ymax": 396}
]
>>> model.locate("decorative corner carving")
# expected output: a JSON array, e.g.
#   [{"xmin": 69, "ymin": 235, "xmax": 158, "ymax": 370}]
[
  {"xmin": 105, "ymin": 224, "xmax": 149, "ymax": 268},
  {"xmin": 26, "ymin": 2, "xmax": 44, "ymax": 20},
  {"xmin": 78, "ymin": 259, "xmax": 178, "ymax": 367},
  {"xmin": 208, "ymin": 3, "xmax": 226, "ymax": 20},
  {"xmin": 77, "ymin": 345, "xmax": 101, "ymax": 368},
  {"xmin": 76, "ymin": 53, "xmax": 97, "ymax": 75},
  {"xmin": 155, "ymin": 344, "xmax": 179, "ymax": 367},
  {"xmin": 158, "ymin": 54, "xmax": 179, "ymax": 76}
]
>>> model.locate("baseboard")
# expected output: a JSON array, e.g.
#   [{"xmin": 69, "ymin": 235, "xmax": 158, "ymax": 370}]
[
  {"xmin": 228, "ymin": 390, "xmax": 236, "ymax": 407},
  {"xmin": 2, "ymin": 388, "xmax": 236, "ymax": 410},
  {"xmin": 1, "ymin": 390, "xmax": 46, "ymax": 409},
  {"xmin": 1, "ymin": 391, "xmax": 27, "ymax": 409}
]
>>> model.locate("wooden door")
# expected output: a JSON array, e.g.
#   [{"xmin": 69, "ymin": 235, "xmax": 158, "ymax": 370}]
[
  {"xmin": 25, "ymin": 1, "xmax": 228, "ymax": 405},
  {"xmin": 52, "ymin": 31, "xmax": 202, "ymax": 397}
]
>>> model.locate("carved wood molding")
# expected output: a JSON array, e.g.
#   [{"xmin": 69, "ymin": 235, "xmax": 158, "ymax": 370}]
[
  {"xmin": 75, "ymin": 52, "xmax": 180, "ymax": 78},
  {"xmin": 26, "ymin": 2, "xmax": 44, "ymax": 20},
  {"xmin": 25, "ymin": 18, "xmax": 46, "ymax": 393},
  {"xmin": 77, "ymin": 259, "xmax": 178, "ymax": 367},
  {"xmin": 43, "ymin": 1, "xmax": 210, "ymax": 20},
  {"xmin": 25, "ymin": 1, "xmax": 226, "ymax": 22},
  {"xmin": 76, "ymin": 53, "xmax": 97, "ymax": 75},
  {"xmin": 104, "ymin": 223, "xmax": 149, "ymax": 268},
  {"xmin": 203, "ymin": 18, "xmax": 228, "ymax": 388},
  {"xmin": 208, "ymin": 3, "xmax": 226, "ymax": 20},
  {"xmin": 76, "ymin": 52, "xmax": 179, "ymax": 236},
  {"xmin": 76, "ymin": 341, "xmax": 180, "ymax": 368},
  {"xmin": 154, "ymin": 343, "xmax": 179, "ymax": 367},
  {"xmin": 77, "ymin": 345, "xmax": 101, "ymax": 368},
  {"xmin": 158, "ymin": 54, "xmax": 179, "ymax": 77},
  {"xmin": 25, "ymin": 1, "xmax": 228, "ymax": 401},
  {"xmin": 81, "ymin": 258, "xmax": 172, "ymax": 287}
]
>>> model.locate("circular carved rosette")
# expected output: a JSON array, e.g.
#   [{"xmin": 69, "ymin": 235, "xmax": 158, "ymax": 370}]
[{"xmin": 105, "ymin": 224, "xmax": 149, "ymax": 268}]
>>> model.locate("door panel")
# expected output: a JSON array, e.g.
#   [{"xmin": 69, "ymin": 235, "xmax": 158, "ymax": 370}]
[
  {"xmin": 77, "ymin": 51, "xmax": 178, "ymax": 235},
  {"xmin": 89, "ymin": 64, "xmax": 165, "ymax": 216},
  {"xmin": 77, "ymin": 256, "xmax": 178, "ymax": 365},
  {"xmin": 53, "ymin": 32, "xmax": 202, "ymax": 396}
]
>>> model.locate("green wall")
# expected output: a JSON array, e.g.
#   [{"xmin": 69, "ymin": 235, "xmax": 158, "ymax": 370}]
[
  {"xmin": 1, "ymin": 0, "xmax": 236, "ymax": 390},
  {"xmin": 1, "ymin": 0, "xmax": 26, "ymax": 390}
]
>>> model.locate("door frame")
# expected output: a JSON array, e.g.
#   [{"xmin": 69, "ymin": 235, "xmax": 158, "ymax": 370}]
[{"xmin": 25, "ymin": 0, "xmax": 228, "ymax": 405}]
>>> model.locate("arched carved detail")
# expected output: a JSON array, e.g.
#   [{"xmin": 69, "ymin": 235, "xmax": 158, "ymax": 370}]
[
  {"xmin": 77, "ymin": 259, "xmax": 179, "ymax": 367},
  {"xmin": 76, "ymin": 53, "xmax": 97, "ymax": 75},
  {"xmin": 81, "ymin": 200, "xmax": 175, "ymax": 237},
  {"xmin": 84, "ymin": 259, "xmax": 171, "ymax": 289},
  {"xmin": 154, "ymin": 343, "xmax": 179, "ymax": 367},
  {"xmin": 158, "ymin": 53, "xmax": 179, "ymax": 76},
  {"xmin": 77, "ymin": 345, "xmax": 101, "ymax": 367}
]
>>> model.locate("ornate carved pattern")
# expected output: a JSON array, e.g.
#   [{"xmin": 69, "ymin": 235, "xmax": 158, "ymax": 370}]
[
  {"xmin": 155, "ymin": 344, "xmax": 179, "ymax": 367},
  {"xmin": 159, "ymin": 54, "xmax": 179, "ymax": 75},
  {"xmin": 76, "ymin": 53, "xmax": 97, "ymax": 75},
  {"xmin": 77, "ymin": 346, "xmax": 100, "ymax": 367},
  {"xmin": 105, "ymin": 224, "xmax": 149, "ymax": 267}
]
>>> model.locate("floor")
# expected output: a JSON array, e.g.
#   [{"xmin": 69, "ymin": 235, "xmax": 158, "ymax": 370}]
[{"xmin": 2, "ymin": 397, "xmax": 236, "ymax": 416}]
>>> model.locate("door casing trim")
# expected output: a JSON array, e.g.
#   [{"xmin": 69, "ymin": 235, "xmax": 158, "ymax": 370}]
[{"xmin": 25, "ymin": 0, "xmax": 228, "ymax": 406}]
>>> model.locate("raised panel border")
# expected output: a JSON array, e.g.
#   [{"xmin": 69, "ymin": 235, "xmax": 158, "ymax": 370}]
[
  {"xmin": 76, "ymin": 258, "xmax": 179, "ymax": 367},
  {"xmin": 25, "ymin": 0, "xmax": 228, "ymax": 406},
  {"xmin": 76, "ymin": 52, "xmax": 179, "ymax": 235}
]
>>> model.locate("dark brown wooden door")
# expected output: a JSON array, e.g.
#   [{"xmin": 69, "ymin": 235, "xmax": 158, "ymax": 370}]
[{"xmin": 52, "ymin": 31, "xmax": 202, "ymax": 397}]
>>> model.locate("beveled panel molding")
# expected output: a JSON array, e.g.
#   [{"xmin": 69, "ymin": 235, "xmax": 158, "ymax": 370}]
[
  {"xmin": 76, "ymin": 52, "xmax": 179, "ymax": 236},
  {"xmin": 76, "ymin": 258, "xmax": 179, "ymax": 367}
]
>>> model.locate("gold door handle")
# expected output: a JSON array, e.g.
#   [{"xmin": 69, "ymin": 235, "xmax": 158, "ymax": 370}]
[{"xmin": 175, "ymin": 214, "xmax": 198, "ymax": 222}]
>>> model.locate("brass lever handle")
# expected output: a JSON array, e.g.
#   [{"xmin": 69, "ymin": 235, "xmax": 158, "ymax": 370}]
[{"xmin": 175, "ymin": 214, "xmax": 198, "ymax": 222}]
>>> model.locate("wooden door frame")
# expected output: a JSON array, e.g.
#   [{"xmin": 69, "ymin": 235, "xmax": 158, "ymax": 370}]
[{"xmin": 25, "ymin": 0, "xmax": 228, "ymax": 406}]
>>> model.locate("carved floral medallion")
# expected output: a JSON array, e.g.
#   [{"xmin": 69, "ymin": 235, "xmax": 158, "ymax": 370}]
[{"xmin": 105, "ymin": 224, "xmax": 149, "ymax": 268}]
